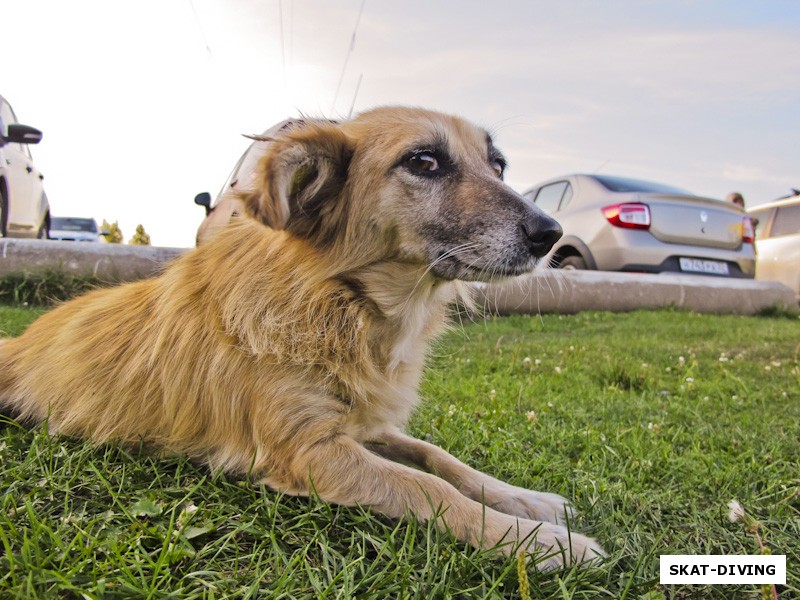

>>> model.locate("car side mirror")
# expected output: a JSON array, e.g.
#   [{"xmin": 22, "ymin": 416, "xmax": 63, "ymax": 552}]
[
  {"xmin": 4, "ymin": 123, "xmax": 43, "ymax": 145},
  {"xmin": 194, "ymin": 192, "xmax": 212, "ymax": 216},
  {"xmin": 100, "ymin": 229, "xmax": 111, "ymax": 236}
]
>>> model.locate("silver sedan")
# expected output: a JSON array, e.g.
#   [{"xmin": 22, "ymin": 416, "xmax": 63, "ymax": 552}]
[{"xmin": 523, "ymin": 174, "xmax": 756, "ymax": 278}]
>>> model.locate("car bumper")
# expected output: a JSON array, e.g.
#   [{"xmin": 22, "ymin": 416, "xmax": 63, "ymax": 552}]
[
  {"xmin": 591, "ymin": 229, "xmax": 756, "ymax": 278},
  {"xmin": 49, "ymin": 233, "xmax": 101, "ymax": 242}
]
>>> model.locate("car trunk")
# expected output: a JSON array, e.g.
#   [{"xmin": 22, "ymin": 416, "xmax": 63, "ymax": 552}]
[{"xmin": 644, "ymin": 195, "xmax": 744, "ymax": 250}]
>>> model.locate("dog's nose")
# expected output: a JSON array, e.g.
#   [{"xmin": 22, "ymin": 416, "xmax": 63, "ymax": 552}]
[{"xmin": 521, "ymin": 212, "xmax": 563, "ymax": 258}]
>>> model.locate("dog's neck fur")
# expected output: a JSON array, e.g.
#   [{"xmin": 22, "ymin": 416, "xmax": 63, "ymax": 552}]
[
  {"xmin": 186, "ymin": 219, "xmax": 470, "ymax": 396},
  {"xmin": 352, "ymin": 260, "xmax": 463, "ymax": 371}
]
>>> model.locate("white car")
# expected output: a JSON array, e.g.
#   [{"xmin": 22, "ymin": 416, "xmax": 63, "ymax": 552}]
[
  {"xmin": 193, "ymin": 119, "xmax": 306, "ymax": 245},
  {"xmin": 49, "ymin": 217, "xmax": 104, "ymax": 242},
  {"xmin": 0, "ymin": 94, "xmax": 51, "ymax": 239},
  {"xmin": 748, "ymin": 192, "xmax": 800, "ymax": 297}
]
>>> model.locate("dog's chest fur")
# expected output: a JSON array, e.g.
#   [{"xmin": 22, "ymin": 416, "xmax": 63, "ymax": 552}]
[{"xmin": 338, "ymin": 271, "xmax": 460, "ymax": 441}]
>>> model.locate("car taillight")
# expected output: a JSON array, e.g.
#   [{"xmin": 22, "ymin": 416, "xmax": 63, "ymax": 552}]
[
  {"xmin": 602, "ymin": 203, "xmax": 651, "ymax": 230},
  {"xmin": 742, "ymin": 216, "xmax": 755, "ymax": 244}
]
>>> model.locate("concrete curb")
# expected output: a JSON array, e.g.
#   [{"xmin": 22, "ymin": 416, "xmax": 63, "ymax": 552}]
[
  {"xmin": 478, "ymin": 270, "xmax": 798, "ymax": 316},
  {"xmin": 0, "ymin": 238, "xmax": 186, "ymax": 282},
  {"xmin": 0, "ymin": 239, "xmax": 795, "ymax": 315}
]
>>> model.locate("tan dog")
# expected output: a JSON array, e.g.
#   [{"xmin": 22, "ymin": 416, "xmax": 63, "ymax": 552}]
[{"xmin": 0, "ymin": 107, "xmax": 603, "ymax": 568}]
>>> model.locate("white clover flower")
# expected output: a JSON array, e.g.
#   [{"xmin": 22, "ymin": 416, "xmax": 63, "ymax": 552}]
[
  {"xmin": 554, "ymin": 366, "xmax": 562, "ymax": 374},
  {"xmin": 526, "ymin": 410, "xmax": 537, "ymax": 423},
  {"xmin": 678, "ymin": 356, "xmax": 685, "ymax": 366},
  {"xmin": 177, "ymin": 502, "xmax": 199, "ymax": 530},
  {"xmin": 489, "ymin": 389, "xmax": 497, "ymax": 400},
  {"xmin": 535, "ymin": 358, "xmax": 542, "ymax": 366},
  {"xmin": 685, "ymin": 377, "xmax": 694, "ymax": 383},
  {"xmin": 447, "ymin": 404, "xmax": 457, "ymax": 416},
  {"xmin": 522, "ymin": 356, "xmax": 532, "ymax": 367},
  {"xmin": 727, "ymin": 500, "xmax": 746, "ymax": 523}
]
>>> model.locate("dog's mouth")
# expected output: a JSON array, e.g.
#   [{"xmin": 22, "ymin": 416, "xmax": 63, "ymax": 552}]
[{"xmin": 430, "ymin": 251, "xmax": 539, "ymax": 282}]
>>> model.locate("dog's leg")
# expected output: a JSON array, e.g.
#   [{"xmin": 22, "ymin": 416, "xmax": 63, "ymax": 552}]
[
  {"xmin": 365, "ymin": 429, "xmax": 575, "ymax": 526},
  {"xmin": 283, "ymin": 434, "xmax": 603, "ymax": 568}
]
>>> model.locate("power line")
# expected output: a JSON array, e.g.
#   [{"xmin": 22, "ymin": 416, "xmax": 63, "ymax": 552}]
[
  {"xmin": 331, "ymin": 0, "xmax": 366, "ymax": 116},
  {"xmin": 187, "ymin": 0, "xmax": 212, "ymax": 57},
  {"xmin": 348, "ymin": 73, "xmax": 363, "ymax": 119}
]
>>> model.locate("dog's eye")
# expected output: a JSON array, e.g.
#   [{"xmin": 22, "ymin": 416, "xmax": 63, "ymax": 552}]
[
  {"xmin": 490, "ymin": 159, "xmax": 506, "ymax": 179},
  {"xmin": 406, "ymin": 151, "xmax": 440, "ymax": 175}
]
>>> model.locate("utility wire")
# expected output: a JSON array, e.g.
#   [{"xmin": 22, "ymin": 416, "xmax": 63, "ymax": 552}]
[
  {"xmin": 187, "ymin": 0, "xmax": 212, "ymax": 57},
  {"xmin": 331, "ymin": 0, "xmax": 366, "ymax": 116},
  {"xmin": 348, "ymin": 73, "xmax": 363, "ymax": 119}
]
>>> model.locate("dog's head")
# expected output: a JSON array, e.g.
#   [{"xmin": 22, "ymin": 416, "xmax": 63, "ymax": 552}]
[{"xmin": 239, "ymin": 106, "xmax": 562, "ymax": 282}]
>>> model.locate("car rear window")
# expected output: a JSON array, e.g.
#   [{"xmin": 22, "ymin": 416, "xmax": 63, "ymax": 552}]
[{"xmin": 592, "ymin": 175, "xmax": 689, "ymax": 195}]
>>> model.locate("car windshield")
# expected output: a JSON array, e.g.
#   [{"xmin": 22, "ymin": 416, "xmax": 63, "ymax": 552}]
[
  {"xmin": 51, "ymin": 217, "xmax": 97, "ymax": 232},
  {"xmin": 592, "ymin": 175, "xmax": 689, "ymax": 195}
]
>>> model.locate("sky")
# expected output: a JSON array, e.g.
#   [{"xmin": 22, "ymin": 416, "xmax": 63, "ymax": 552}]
[{"xmin": 2, "ymin": 0, "xmax": 799, "ymax": 248}]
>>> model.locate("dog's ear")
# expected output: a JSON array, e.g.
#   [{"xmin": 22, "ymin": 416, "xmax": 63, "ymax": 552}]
[{"xmin": 240, "ymin": 123, "xmax": 354, "ymax": 243}]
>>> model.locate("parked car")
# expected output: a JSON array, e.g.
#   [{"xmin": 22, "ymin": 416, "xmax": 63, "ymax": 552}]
[
  {"xmin": 49, "ymin": 217, "xmax": 104, "ymax": 242},
  {"xmin": 194, "ymin": 119, "xmax": 301, "ymax": 245},
  {"xmin": 0, "ymin": 94, "xmax": 51, "ymax": 238},
  {"xmin": 522, "ymin": 174, "xmax": 756, "ymax": 278},
  {"xmin": 747, "ymin": 191, "xmax": 800, "ymax": 296}
]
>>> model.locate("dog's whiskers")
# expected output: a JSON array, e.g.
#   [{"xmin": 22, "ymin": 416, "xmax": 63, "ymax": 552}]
[{"xmin": 399, "ymin": 243, "xmax": 481, "ymax": 311}]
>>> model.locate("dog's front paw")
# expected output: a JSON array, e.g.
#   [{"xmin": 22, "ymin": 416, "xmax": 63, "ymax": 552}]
[
  {"xmin": 488, "ymin": 485, "xmax": 574, "ymax": 525},
  {"xmin": 511, "ymin": 520, "xmax": 606, "ymax": 571}
]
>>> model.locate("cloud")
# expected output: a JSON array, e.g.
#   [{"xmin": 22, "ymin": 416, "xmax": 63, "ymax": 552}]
[{"xmin": 722, "ymin": 165, "xmax": 796, "ymax": 187}]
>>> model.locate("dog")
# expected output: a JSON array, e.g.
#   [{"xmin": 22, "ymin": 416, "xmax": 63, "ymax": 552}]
[{"xmin": 0, "ymin": 107, "xmax": 604, "ymax": 569}]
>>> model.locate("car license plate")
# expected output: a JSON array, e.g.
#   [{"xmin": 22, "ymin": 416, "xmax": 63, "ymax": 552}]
[{"xmin": 679, "ymin": 257, "xmax": 730, "ymax": 275}]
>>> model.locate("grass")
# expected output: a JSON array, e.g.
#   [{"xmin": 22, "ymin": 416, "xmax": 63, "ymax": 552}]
[
  {"xmin": 1, "ymin": 304, "xmax": 798, "ymax": 598},
  {"xmin": 0, "ymin": 270, "xmax": 108, "ymax": 307}
]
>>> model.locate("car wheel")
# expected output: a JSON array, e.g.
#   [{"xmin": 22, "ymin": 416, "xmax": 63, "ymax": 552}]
[
  {"xmin": 37, "ymin": 219, "xmax": 49, "ymax": 240},
  {"xmin": 559, "ymin": 255, "xmax": 588, "ymax": 270}
]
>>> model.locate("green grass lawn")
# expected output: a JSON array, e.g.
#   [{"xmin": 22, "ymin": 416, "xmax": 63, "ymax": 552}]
[{"xmin": 1, "ymin": 305, "xmax": 798, "ymax": 599}]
